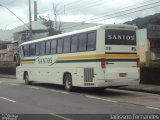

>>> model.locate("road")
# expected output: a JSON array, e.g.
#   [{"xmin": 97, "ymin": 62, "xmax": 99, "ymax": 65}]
[{"xmin": 0, "ymin": 78, "xmax": 160, "ymax": 120}]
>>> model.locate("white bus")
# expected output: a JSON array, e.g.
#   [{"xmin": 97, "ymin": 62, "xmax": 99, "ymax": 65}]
[{"xmin": 16, "ymin": 24, "xmax": 140, "ymax": 91}]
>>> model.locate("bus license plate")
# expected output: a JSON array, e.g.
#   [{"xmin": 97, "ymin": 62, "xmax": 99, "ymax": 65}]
[{"xmin": 119, "ymin": 73, "xmax": 127, "ymax": 77}]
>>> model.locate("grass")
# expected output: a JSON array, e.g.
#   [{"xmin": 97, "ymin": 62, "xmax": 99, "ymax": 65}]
[{"xmin": 141, "ymin": 60, "xmax": 160, "ymax": 67}]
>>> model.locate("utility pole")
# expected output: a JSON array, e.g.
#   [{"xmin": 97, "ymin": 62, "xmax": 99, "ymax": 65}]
[
  {"xmin": 29, "ymin": 0, "xmax": 32, "ymax": 40},
  {"xmin": 34, "ymin": 1, "xmax": 37, "ymax": 21}
]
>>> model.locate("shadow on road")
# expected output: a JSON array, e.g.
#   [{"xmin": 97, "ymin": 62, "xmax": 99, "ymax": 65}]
[{"xmin": 30, "ymin": 82, "xmax": 133, "ymax": 97}]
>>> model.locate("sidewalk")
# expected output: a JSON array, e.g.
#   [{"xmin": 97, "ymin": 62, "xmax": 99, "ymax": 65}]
[
  {"xmin": 113, "ymin": 84, "xmax": 160, "ymax": 94},
  {"xmin": 0, "ymin": 74, "xmax": 160, "ymax": 94}
]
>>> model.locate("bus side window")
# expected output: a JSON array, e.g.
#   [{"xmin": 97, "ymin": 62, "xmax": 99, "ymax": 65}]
[
  {"xmin": 71, "ymin": 35, "xmax": 78, "ymax": 53},
  {"xmin": 78, "ymin": 33, "xmax": 87, "ymax": 52},
  {"xmin": 46, "ymin": 41, "xmax": 51, "ymax": 55},
  {"xmin": 87, "ymin": 32, "xmax": 96, "ymax": 51},
  {"xmin": 57, "ymin": 39, "xmax": 63, "ymax": 54},
  {"xmin": 51, "ymin": 40, "xmax": 57, "ymax": 54},
  {"xmin": 63, "ymin": 37, "xmax": 71, "ymax": 53},
  {"xmin": 23, "ymin": 45, "xmax": 29, "ymax": 56},
  {"xmin": 36, "ymin": 43, "xmax": 40, "ymax": 55},
  {"xmin": 30, "ymin": 43, "xmax": 36, "ymax": 56},
  {"xmin": 40, "ymin": 42, "xmax": 46, "ymax": 55},
  {"xmin": 20, "ymin": 46, "xmax": 24, "ymax": 58}
]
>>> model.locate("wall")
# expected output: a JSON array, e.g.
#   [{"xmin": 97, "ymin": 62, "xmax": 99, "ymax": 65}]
[
  {"xmin": 140, "ymin": 67, "xmax": 160, "ymax": 85},
  {"xmin": 0, "ymin": 67, "xmax": 16, "ymax": 75}
]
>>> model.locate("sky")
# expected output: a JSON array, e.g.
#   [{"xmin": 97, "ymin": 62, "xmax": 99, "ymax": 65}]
[{"xmin": 0, "ymin": 0, "xmax": 160, "ymax": 29}]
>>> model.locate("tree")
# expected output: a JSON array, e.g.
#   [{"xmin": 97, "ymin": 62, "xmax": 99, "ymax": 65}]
[
  {"xmin": 125, "ymin": 13, "xmax": 160, "ymax": 29},
  {"xmin": 39, "ymin": 3, "xmax": 62, "ymax": 36}
]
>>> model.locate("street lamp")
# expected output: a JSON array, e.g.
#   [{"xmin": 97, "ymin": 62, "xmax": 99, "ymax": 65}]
[{"xmin": 0, "ymin": 4, "xmax": 32, "ymax": 40}]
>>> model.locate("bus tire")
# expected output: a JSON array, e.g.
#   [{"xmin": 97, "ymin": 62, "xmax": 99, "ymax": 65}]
[
  {"xmin": 64, "ymin": 74, "xmax": 73, "ymax": 91},
  {"xmin": 24, "ymin": 72, "xmax": 31, "ymax": 85}
]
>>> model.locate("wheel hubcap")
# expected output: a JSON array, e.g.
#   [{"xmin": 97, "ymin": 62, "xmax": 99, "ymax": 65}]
[
  {"xmin": 25, "ymin": 75, "xmax": 28, "ymax": 83},
  {"xmin": 66, "ymin": 78, "xmax": 71, "ymax": 89}
]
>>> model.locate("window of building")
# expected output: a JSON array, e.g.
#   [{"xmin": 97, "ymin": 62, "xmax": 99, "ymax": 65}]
[
  {"xmin": 71, "ymin": 35, "xmax": 78, "ymax": 53},
  {"xmin": 78, "ymin": 33, "xmax": 87, "ymax": 52},
  {"xmin": 63, "ymin": 37, "xmax": 71, "ymax": 53},
  {"xmin": 23, "ymin": 45, "xmax": 29, "ymax": 56},
  {"xmin": 30, "ymin": 43, "xmax": 36, "ymax": 56},
  {"xmin": 36, "ymin": 43, "xmax": 40, "ymax": 55},
  {"xmin": 51, "ymin": 40, "xmax": 57, "ymax": 54},
  {"xmin": 46, "ymin": 41, "xmax": 51, "ymax": 54},
  {"xmin": 57, "ymin": 39, "xmax": 63, "ymax": 54},
  {"xmin": 87, "ymin": 32, "xmax": 96, "ymax": 51},
  {"xmin": 40, "ymin": 42, "xmax": 46, "ymax": 55}
]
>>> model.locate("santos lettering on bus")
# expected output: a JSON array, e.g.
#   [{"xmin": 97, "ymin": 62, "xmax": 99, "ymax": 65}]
[{"xmin": 107, "ymin": 35, "xmax": 136, "ymax": 41}]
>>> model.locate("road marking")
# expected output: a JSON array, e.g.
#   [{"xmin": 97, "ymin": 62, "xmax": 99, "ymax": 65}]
[
  {"xmin": 85, "ymin": 95, "xmax": 117, "ymax": 103},
  {"xmin": 51, "ymin": 90, "xmax": 70, "ymax": 94},
  {"xmin": 50, "ymin": 113, "xmax": 72, "ymax": 120},
  {"xmin": 0, "ymin": 97, "xmax": 16, "ymax": 103},
  {"xmin": 146, "ymin": 106, "xmax": 160, "ymax": 111},
  {"xmin": 29, "ymin": 86, "xmax": 40, "ymax": 90},
  {"xmin": 8, "ymin": 83, "xmax": 19, "ymax": 86}
]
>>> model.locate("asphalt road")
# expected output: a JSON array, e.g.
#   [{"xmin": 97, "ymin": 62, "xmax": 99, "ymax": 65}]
[{"xmin": 0, "ymin": 78, "xmax": 160, "ymax": 120}]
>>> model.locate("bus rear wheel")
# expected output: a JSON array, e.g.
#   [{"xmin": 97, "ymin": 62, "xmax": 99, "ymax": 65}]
[
  {"xmin": 64, "ymin": 74, "xmax": 73, "ymax": 91},
  {"xmin": 24, "ymin": 72, "xmax": 31, "ymax": 85}
]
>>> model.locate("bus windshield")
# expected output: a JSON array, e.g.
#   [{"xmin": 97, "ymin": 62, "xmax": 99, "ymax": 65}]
[{"xmin": 105, "ymin": 29, "xmax": 136, "ymax": 45}]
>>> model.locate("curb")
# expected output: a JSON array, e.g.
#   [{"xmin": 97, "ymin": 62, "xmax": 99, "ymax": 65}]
[{"xmin": 113, "ymin": 87, "xmax": 160, "ymax": 95}]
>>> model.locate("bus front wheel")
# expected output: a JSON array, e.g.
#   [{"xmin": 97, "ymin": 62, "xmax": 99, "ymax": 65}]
[
  {"xmin": 24, "ymin": 72, "xmax": 31, "ymax": 85},
  {"xmin": 64, "ymin": 74, "xmax": 73, "ymax": 91}
]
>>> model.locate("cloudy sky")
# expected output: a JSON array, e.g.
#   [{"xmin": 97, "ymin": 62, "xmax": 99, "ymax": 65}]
[{"xmin": 0, "ymin": 0, "xmax": 160, "ymax": 29}]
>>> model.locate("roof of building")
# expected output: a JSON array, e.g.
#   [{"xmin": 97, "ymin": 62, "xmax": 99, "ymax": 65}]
[
  {"xmin": 0, "ymin": 20, "xmax": 101, "ymax": 42},
  {"xmin": 12, "ymin": 20, "xmax": 47, "ymax": 33},
  {"xmin": 0, "ymin": 30, "xmax": 13, "ymax": 41}
]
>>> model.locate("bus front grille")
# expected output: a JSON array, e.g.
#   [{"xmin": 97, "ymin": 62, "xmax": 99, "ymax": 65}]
[{"xmin": 84, "ymin": 68, "xmax": 94, "ymax": 82}]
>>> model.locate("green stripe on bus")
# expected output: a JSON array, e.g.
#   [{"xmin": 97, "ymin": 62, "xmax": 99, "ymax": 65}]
[
  {"xmin": 56, "ymin": 58, "xmax": 137, "ymax": 63},
  {"xmin": 56, "ymin": 59, "xmax": 101, "ymax": 63},
  {"xmin": 105, "ymin": 52, "xmax": 137, "ymax": 54},
  {"xmin": 21, "ymin": 59, "xmax": 35, "ymax": 62}
]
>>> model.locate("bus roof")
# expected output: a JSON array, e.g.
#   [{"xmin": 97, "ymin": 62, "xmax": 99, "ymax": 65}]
[{"xmin": 20, "ymin": 24, "xmax": 137, "ymax": 46}]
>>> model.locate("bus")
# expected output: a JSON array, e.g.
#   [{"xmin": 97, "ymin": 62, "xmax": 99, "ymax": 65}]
[{"xmin": 16, "ymin": 24, "xmax": 140, "ymax": 91}]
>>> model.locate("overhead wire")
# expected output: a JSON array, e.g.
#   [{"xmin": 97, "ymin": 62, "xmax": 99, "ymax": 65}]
[
  {"xmin": 84, "ymin": 0, "xmax": 160, "ymax": 22},
  {"xmin": 39, "ymin": 0, "xmax": 160, "ymax": 29},
  {"xmin": 38, "ymin": 0, "xmax": 105, "ymax": 15},
  {"xmin": 66, "ymin": 0, "xmax": 104, "ymax": 11},
  {"xmin": 62, "ymin": 1, "xmax": 160, "ymax": 29},
  {"xmin": 37, "ymin": 0, "xmax": 160, "ymax": 31},
  {"xmin": 63, "ymin": 2, "xmax": 160, "ymax": 30}
]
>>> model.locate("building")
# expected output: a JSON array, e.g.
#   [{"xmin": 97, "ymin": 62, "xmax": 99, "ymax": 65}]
[
  {"xmin": 147, "ymin": 25, "xmax": 160, "ymax": 60},
  {"xmin": 0, "ymin": 41, "xmax": 17, "ymax": 62},
  {"xmin": 12, "ymin": 20, "xmax": 100, "ymax": 44},
  {"xmin": 137, "ymin": 25, "xmax": 160, "ymax": 63},
  {"xmin": 0, "ymin": 20, "xmax": 100, "ymax": 62},
  {"xmin": 137, "ymin": 29, "xmax": 148, "ymax": 62}
]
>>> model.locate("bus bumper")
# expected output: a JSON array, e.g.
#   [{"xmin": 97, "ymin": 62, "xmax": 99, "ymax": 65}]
[{"xmin": 96, "ymin": 79, "xmax": 140, "ymax": 87}]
